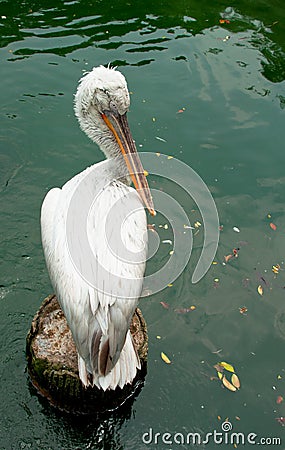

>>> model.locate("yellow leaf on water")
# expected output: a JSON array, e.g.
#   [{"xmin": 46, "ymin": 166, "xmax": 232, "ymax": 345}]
[
  {"xmin": 231, "ymin": 373, "xmax": 241, "ymax": 389},
  {"xmin": 222, "ymin": 375, "xmax": 237, "ymax": 392},
  {"xmin": 161, "ymin": 351, "xmax": 171, "ymax": 364},
  {"xmin": 272, "ymin": 264, "xmax": 280, "ymax": 274},
  {"xmin": 217, "ymin": 371, "xmax": 223, "ymax": 380},
  {"xmin": 257, "ymin": 285, "xmax": 263, "ymax": 296},
  {"xmin": 219, "ymin": 361, "xmax": 235, "ymax": 373}
]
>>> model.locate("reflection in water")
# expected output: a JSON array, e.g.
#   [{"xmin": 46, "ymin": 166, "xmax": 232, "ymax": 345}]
[{"xmin": 29, "ymin": 375, "xmax": 145, "ymax": 449}]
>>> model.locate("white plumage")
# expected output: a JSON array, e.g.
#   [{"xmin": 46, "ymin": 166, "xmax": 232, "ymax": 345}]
[{"xmin": 41, "ymin": 66, "xmax": 154, "ymax": 390}]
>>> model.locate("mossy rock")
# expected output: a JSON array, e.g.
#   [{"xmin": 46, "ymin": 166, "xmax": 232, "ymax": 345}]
[{"xmin": 26, "ymin": 294, "xmax": 148, "ymax": 415}]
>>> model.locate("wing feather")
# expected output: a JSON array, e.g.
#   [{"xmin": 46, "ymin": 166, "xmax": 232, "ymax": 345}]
[{"xmin": 41, "ymin": 161, "xmax": 146, "ymax": 388}]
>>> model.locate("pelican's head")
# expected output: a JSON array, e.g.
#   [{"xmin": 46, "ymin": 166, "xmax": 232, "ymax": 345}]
[{"xmin": 74, "ymin": 65, "xmax": 155, "ymax": 216}]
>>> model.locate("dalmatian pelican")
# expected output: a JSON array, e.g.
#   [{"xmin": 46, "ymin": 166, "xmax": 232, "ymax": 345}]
[{"xmin": 41, "ymin": 65, "xmax": 154, "ymax": 390}]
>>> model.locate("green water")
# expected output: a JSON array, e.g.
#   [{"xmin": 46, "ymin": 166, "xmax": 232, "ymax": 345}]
[{"xmin": 1, "ymin": 0, "xmax": 285, "ymax": 448}]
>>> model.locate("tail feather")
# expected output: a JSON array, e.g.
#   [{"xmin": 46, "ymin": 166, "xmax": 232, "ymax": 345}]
[{"xmin": 78, "ymin": 330, "xmax": 140, "ymax": 390}]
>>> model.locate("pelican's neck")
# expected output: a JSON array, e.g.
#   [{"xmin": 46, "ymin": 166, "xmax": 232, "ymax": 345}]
[{"xmin": 75, "ymin": 106, "xmax": 131, "ymax": 184}]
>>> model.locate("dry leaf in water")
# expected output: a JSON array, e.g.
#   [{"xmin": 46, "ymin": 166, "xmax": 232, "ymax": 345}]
[
  {"xmin": 224, "ymin": 254, "xmax": 233, "ymax": 263},
  {"xmin": 160, "ymin": 301, "xmax": 169, "ymax": 309},
  {"xmin": 270, "ymin": 222, "xmax": 277, "ymax": 231},
  {"xmin": 214, "ymin": 363, "xmax": 224, "ymax": 373},
  {"xmin": 219, "ymin": 361, "xmax": 235, "ymax": 373},
  {"xmin": 257, "ymin": 285, "xmax": 263, "ymax": 296},
  {"xmin": 161, "ymin": 351, "xmax": 171, "ymax": 364},
  {"xmin": 231, "ymin": 373, "xmax": 241, "ymax": 389},
  {"xmin": 222, "ymin": 376, "xmax": 237, "ymax": 392}
]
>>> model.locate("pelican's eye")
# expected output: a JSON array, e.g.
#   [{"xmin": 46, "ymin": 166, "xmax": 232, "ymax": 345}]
[{"xmin": 109, "ymin": 100, "xmax": 118, "ymax": 113}]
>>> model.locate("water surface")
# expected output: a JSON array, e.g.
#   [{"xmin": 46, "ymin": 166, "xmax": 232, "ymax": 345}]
[{"xmin": 1, "ymin": 0, "xmax": 285, "ymax": 448}]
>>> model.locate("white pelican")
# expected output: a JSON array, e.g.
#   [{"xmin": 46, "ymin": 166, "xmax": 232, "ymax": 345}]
[{"xmin": 41, "ymin": 65, "xmax": 155, "ymax": 390}]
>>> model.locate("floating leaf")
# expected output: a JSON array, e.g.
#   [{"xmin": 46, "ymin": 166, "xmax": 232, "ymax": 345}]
[
  {"xmin": 239, "ymin": 306, "xmax": 247, "ymax": 314},
  {"xmin": 270, "ymin": 222, "xmax": 277, "ymax": 231},
  {"xmin": 276, "ymin": 396, "xmax": 283, "ymax": 404},
  {"xmin": 224, "ymin": 254, "xmax": 233, "ymax": 263},
  {"xmin": 272, "ymin": 264, "xmax": 280, "ymax": 274},
  {"xmin": 161, "ymin": 351, "xmax": 171, "ymax": 364},
  {"xmin": 231, "ymin": 373, "xmax": 241, "ymax": 389},
  {"xmin": 160, "ymin": 301, "xmax": 169, "ymax": 309},
  {"xmin": 147, "ymin": 223, "xmax": 156, "ymax": 231},
  {"xmin": 155, "ymin": 136, "xmax": 166, "ymax": 142},
  {"xmin": 222, "ymin": 375, "xmax": 237, "ymax": 392},
  {"xmin": 219, "ymin": 361, "xmax": 235, "ymax": 373},
  {"xmin": 214, "ymin": 363, "xmax": 224, "ymax": 372},
  {"xmin": 162, "ymin": 239, "xmax": 173, "ymax": 245},
  {"xmin": 175, "ymin": 307, "xmax": 196, "ymax": 314},
  {"xmin": 233, "ymin": 226, "xmax": 240, "ymax": 233},
  {"xmin": 217, "ymin": 371, "xmax": 223, "ymax": 380},
  {"xmin": 257, "ymin": 285, "xmax": 263, "ymax": 296}
]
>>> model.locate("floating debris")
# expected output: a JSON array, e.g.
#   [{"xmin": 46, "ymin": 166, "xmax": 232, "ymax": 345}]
[
  {"xmin": 257, "ymin": 285, "xmax": 263, "ymax": 296},
  {"xmin": 174, "ymin": 306, "xmax": 196, "ymax": 314},
  {"xmin": 162, "ymin": 239, "xmax": 173, "ymax": 245},
  {"xmin": 155, "ymin": 136, "xmax": 167, "ymax": 142},
  {"xmin": 272, "ymin": 264, "xmax": 280, "ymax": 274},
  {"xmin": 161, "ymin": 351, "xmax": 171, "ymax": 364},
  {"xmin": 160, "ymin": 301, "xmax": 170, "ymax": 309}
]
